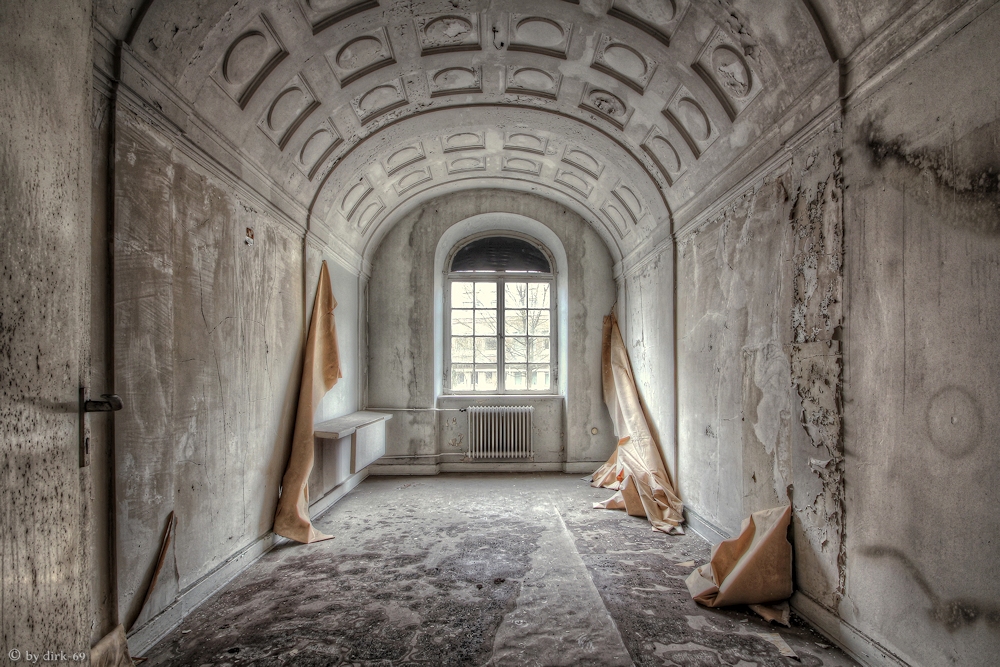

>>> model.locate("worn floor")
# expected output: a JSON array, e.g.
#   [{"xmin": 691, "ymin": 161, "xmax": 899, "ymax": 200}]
[{"xmin": 140, "ymin": 474, "xmax": 858, "ymax": 666}]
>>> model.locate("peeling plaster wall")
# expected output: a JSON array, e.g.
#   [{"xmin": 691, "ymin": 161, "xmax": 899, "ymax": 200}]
[
  {"xmin": 839, "ymin": 4, "xmax": 1000, "ymax": 664},
  {"xmin": 367, "ymin": 190, "xmax": 616, "ymax": 472},
  {"xmin": 672, "ymin": 4, "xmax": 1000, "ymax": 664},
  {"xmin": 0, "ymin": 0, "xmax": 93, "ymax": 658},
  {"xmin": 111, "ymin": 104, "xmax": 361, "ymax": 633},
  {"xmin": 676, "ymin": 123, "xmax": 845, "ymax": 606}
]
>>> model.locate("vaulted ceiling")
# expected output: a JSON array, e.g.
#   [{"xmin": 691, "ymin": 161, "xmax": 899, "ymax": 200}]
[{"xmin": 98, "ymin": 0, "xmax": 897, "ymax": 263}]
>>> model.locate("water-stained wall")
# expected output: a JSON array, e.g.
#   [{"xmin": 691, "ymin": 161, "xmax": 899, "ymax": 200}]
[
  {"xmin": 673, "ymin": 5, "xmax": 1000, "ymax": 665},
  {"xmin": 112, "ymin": 102, "xmax": 361, "ymax": 633},
  {"xmin": 367, "ymin": 190, "xmax": 616, "ymax": 473},
  {"xmin": 0, "ymin": 0, "xmax": 93, "ymax": 659},
  {"xmin": 839, "ymin": 4, "xmax": 1000, "ymax": 664}
]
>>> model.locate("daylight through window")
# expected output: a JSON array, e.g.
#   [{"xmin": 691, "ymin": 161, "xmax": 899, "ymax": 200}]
[{"xmin": 446, "ymin": 236, "xmax": 555, "ymax": 394}]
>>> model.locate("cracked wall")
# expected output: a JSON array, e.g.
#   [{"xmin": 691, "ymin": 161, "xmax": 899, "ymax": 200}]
[
  {"xmin": 676, "ymin": 122, "xmax": 845, "ymax": 608},
  {"xmin": 112, "ymin": 105, "xmax": 360, "ymax": 633}
]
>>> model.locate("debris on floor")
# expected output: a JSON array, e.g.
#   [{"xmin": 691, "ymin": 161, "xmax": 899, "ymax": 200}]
[
  {"xmin": 138, "ymin": 474, "xmax": 857, "ymax": 667},
  {"xmin": 760, "ymin": 632, "xmax": 800, "ymax": 660}
]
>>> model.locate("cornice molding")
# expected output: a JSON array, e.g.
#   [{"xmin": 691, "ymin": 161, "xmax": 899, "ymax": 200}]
[{"xmin": 844, "ymin": 0, "xmax": 997, "ymax": 108}]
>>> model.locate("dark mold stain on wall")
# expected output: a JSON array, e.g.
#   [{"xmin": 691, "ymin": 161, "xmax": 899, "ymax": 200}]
[
  {"xmin": 862, "ymin": 546, "xmax": 1000, "ymax": 633},
  {"xmin": 862, "ymin": 118, "xmax": 1000, "ymax": 236}
]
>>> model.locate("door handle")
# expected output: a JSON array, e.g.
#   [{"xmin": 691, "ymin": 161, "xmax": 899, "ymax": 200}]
[{"xmin": 83, "ymin": 394, "xmax": 123, "ymax": 412}]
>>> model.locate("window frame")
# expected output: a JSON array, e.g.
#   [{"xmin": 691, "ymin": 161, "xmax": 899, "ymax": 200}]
[{"xmin": 443, "ymin": 235, "xmax": 557, "ymax": 396}]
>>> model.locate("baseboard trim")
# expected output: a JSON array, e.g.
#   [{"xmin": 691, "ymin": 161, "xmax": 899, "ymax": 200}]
[
  {"xmin": 439, "ymin": 462, "xmax": 565, "ymax": 473},
  {"xmin": 127, "ymin": 470, "xmax": 369, "ymax": 657},
  {"xmin": 681, "ymin": 512, "xmax": 913, "ymax": 667},
  {"xmin": 309, "ymin": 468, "xmax": 369, "ymax": 517},
  {"xmin": 682, "ymin": 507, "xmax": 732, "ymax": 545},
  {"xmin": 791, "ymin": 592, "xmax": 912, "ymax": 667},
  {"xmin": 369, "ymin": 459, "xmax": 606, "ymax": 475},
  {"xmin": 369, "ymin": 463, "xmax": 441, "ymax": 475},
  {"xmin": 561, "ymin": 461, "xmax": 605, "ymax": 474}
]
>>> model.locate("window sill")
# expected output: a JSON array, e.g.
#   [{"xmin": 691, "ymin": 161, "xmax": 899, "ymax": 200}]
[{"xmin": 438, "ymin": 394, "xmax": 563, "ymax": 401}]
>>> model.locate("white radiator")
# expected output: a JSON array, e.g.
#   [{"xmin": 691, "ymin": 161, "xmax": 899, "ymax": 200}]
[{"xmin": 467, "ymin": 406, "xmax": 534, "ymax": 459}]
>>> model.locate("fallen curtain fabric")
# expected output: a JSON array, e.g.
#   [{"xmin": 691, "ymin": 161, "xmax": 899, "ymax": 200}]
[
  {"xmin": 591, "ymin": 313, "xmax": 685, "ymax": 533},
  {"xmin": 273, "ymin": 261, "xmax": 342, "ymax": 543},
  {"xmin": 685, "ymin": 504, "xmax": 793, "ymax": 608},
  {"xmin": 90, "ymin": 625, "xmax": 134, "ymax": 667}
]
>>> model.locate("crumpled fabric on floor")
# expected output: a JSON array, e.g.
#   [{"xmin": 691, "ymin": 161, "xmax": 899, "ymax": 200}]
[
  {"xmin": 273, "ymin": 261, "xmax": 342, "ymax": 544},
  {"xmin": 685, "ymin": 504, "xmax": 793, "ymax": 612},
  {"xmin": 90, "ymin": 625, "xmax": 134, "ymax": 667},
  {"xmin": 591, "ymin": 313, "xmax": 685, "ymax": 534}
]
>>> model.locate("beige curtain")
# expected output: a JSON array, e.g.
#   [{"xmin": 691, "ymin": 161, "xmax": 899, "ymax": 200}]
[
  {"xmin": 273, "ymin": 261, "xmax": 342, "ymax": 544},
  {"xmin": 591, "ymin": 313, "xmax": 685, "ymax": 534}
]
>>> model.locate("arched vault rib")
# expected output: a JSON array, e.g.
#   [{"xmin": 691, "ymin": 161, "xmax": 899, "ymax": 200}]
[
  {"xmin": 358, "ymin": 177, "xmax": 628, "ymax": 267},
  {"xmin": 307, "ymin": 105, "xmax": 669, "ymax": 262}
]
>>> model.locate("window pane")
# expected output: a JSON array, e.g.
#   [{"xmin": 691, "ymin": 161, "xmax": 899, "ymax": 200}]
[
  {"xmin": 528, "ymin": 364, "xmax": 551, "ymax": 391},
  {"xmin": 505, "ymin": 337, "xmax": 527, "ymax": 363},
  {"xmin": 475, "ymin": 365, "xmax": 497, "ymax": 391},
  {"xmin": 527, "ymin": 310, "xmax": 550, "ymax": 335},
  {"xmin": 451, "ymin": 337, "xmax": 474, "ymax": 363},
  {"xmin": 528, "ymin": 337, "xmax": 549, "ymax": 362},
  {"xmin": 451, "ymin": 282, "xmax": 475, "ymax": 308},
  {"xmin": 475, "ymin": 282, "xmax": 497, "ymax": 308},
  {"xmin": 504, "ymin": 310, "xmax": 526, "ymax": 335},
  {"xmin": 505, "ymin": 282, "xmax": 527, "ymax": 308},
  {"xmin": 505, "ymin": 364, "xmax": 527, "ymax": 391},
  {"xmin": 451, "ymin": 364, "xmax": 474, "ymax": 392},
  {"xmin": 475, "ymin": 337, "xmax": 497, "ymax": 363},
  {"xmin": 527, "ymin": 283, "xmax": 550, "ymax": 309},
  {"xmin": 451, "ymin": 309, "xmax": 474, "ymax": 336},
  {"xmin": 474, "ymin": 310, "xmax": 497, "ymax": 336}
]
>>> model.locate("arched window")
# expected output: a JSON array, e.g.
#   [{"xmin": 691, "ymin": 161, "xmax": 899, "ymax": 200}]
[{"xmin": 445, "ymin": 235, "xmax": 556, "ymax": 394}]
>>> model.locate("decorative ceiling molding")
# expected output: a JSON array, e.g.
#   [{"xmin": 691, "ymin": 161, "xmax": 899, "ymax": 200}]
[
  {"xmin": 507, "ymin": 14, "xmax": 573, "ymax": 59},
  {"xmin": 327, "ymin": 26, "xmax": 395, "ymax": 88},
  {"xmin": 210, "ymin": 14, "xmax": 287, "ymax": 110},
  {"xmin": 414, "ymin": 13, "xmax": 482, "ymax": 55},
  {"xmin": 427, "ymin": 66, "xmax": 483, "ymax": 97},
  {"xmin": 503, "ymin": 65, "xmax": 563, "ymax": 100},
  {"xmin": 606, "ymin": 0, "xmax": 690, "ymax": 47},
  {"xmin": 692, "ymin": 27, "xmax": 763, "ymax": 121},
  {"xmin": 661, "ymin": 85, "xmax": 719, "ymax": 158},
  {"xmin": 256, "ymin": 73, "xmax": 320, "ymax": 150},
  {"xmin": 591, "ymin": 33, "xmax": 658, "ymax": 94},
  {"xmin": 579, "ymin": 84, "xmax": 634, "ymax": 129},
  {"xmin": 298, "ymin": 0, "xmax": 380, "ymax": 36}
]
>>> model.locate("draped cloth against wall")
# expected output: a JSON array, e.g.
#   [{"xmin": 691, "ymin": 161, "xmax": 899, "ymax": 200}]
[
  {"xmin": 591, "ymin": 313, "xmax": 685, "ymax": 534},
  {"xmin": 273, "ymin": 261, "xmax": 342, "ymax": 544},
  {"xmin": 685, "ymin": 505, "xmax": 793, "ymax": 621}
]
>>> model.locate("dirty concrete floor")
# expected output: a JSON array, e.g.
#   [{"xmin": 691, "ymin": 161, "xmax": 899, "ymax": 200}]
[{"xmin": 140, "ymin": 474, "xmax": 859, "ymax": 666}]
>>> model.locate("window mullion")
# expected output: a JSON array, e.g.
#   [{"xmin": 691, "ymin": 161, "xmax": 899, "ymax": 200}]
[{"xmin": 497, "ymin": 277, "xmax": 505, "ymax": 395}]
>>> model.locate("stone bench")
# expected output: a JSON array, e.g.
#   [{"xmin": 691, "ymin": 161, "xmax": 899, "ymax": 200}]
[{"xmin": 314, "ymin": 410, "xmax": 393, "ymax": 476}]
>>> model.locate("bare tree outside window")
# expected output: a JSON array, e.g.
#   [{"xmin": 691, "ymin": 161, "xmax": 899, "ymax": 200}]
[{"xmin": 446, "ymin": 237, "xmax": 554, "ymax": 394}]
